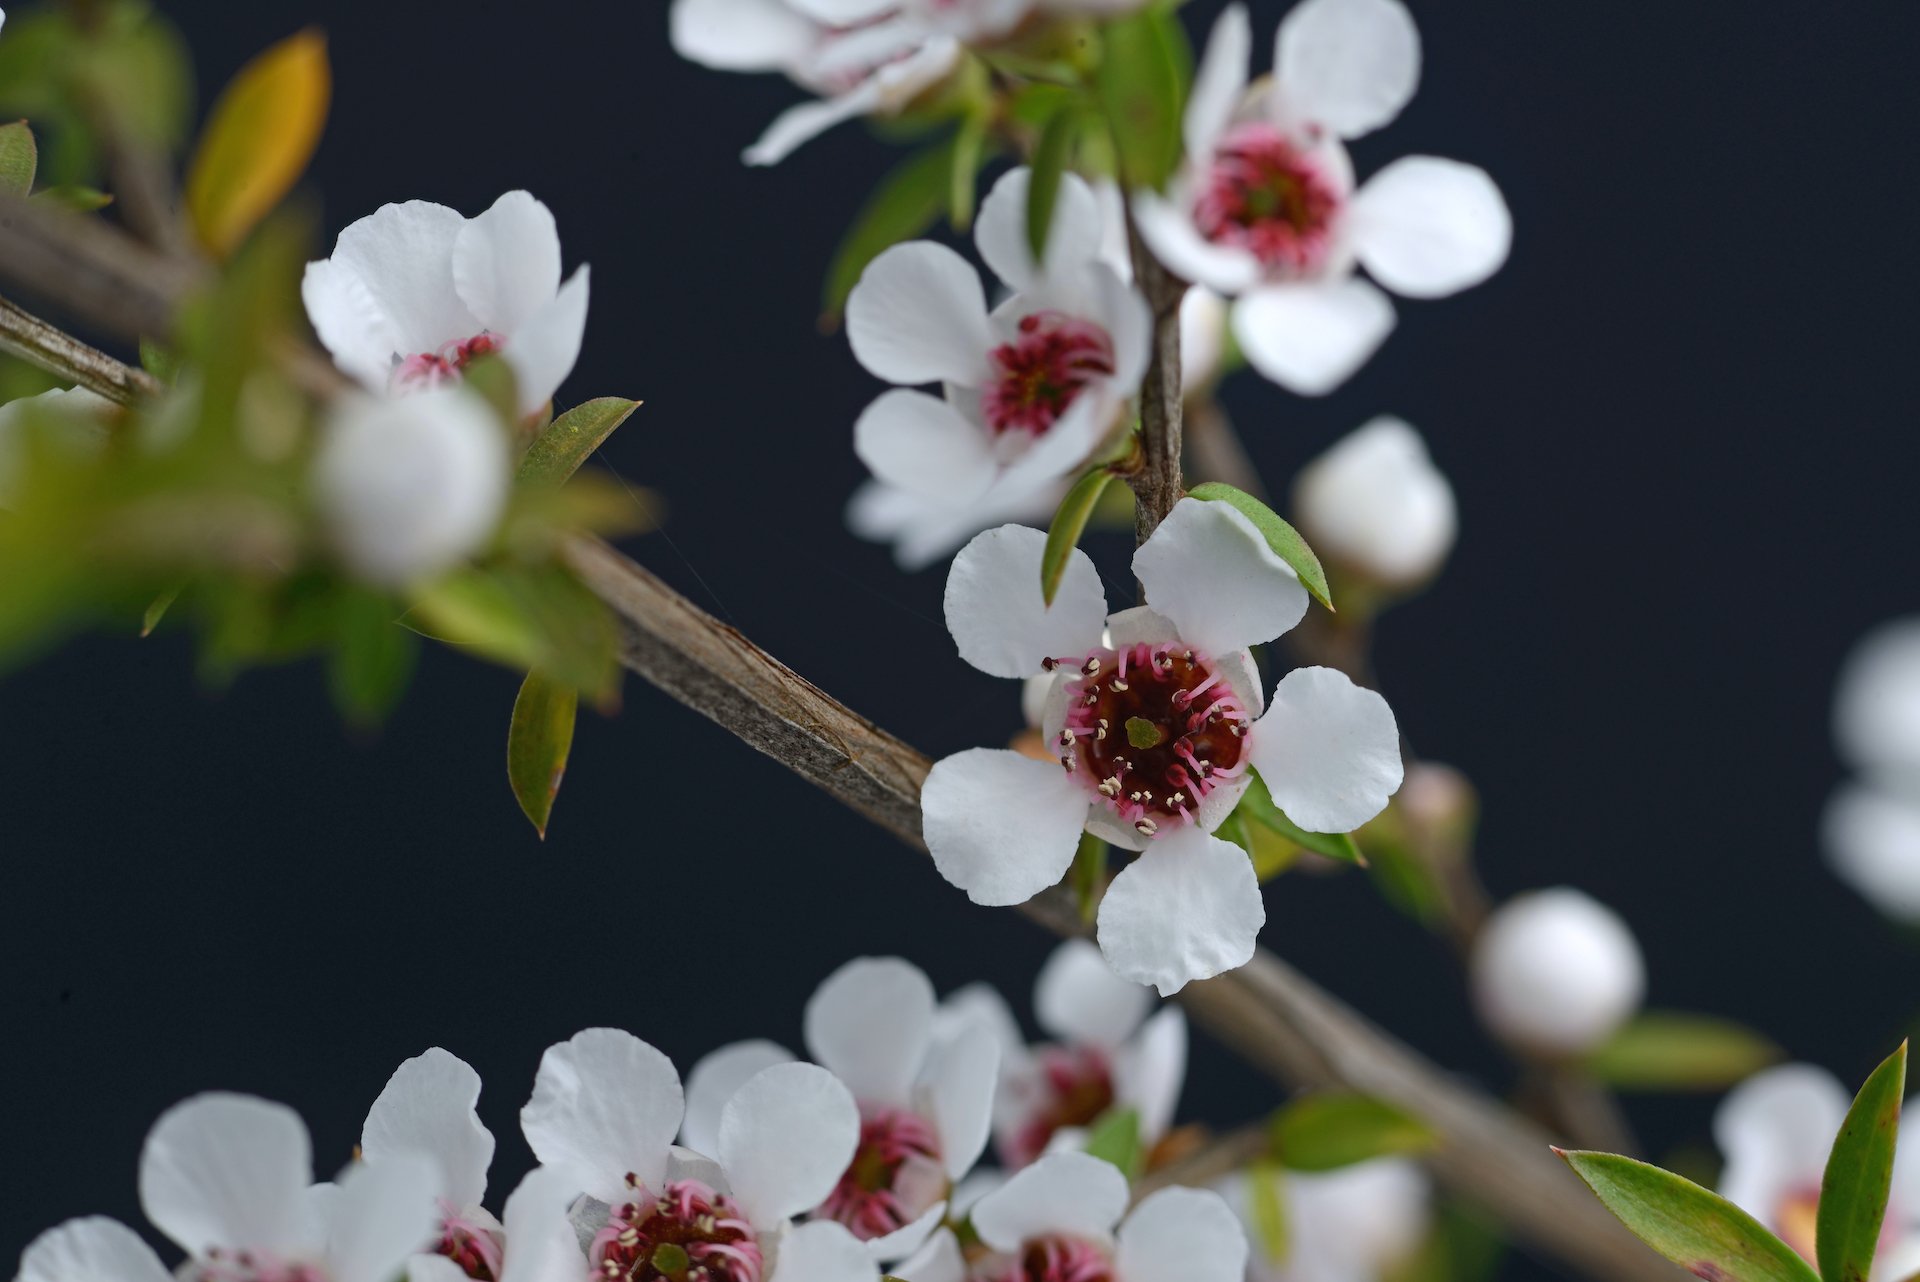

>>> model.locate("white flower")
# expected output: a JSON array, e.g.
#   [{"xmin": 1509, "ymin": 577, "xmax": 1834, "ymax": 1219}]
[
  {"xmin": 967, "ymin": 1151, "xmax": 1246, "ymax": 1282},
  {"xmin": 313, "ymin": 388, "xmax": 509, "ymax": 588},
  {"xmin": 1134, "ymin": 0, "xmax": 1510, "ymax": 396},
  {"xmin": 942, "ymin": 939, "xmax": 1186, "ymax": 1168},
  {"xmin": 360, "ymin": 1049, "xmax": 504, "ymax": 1282},
  {"xmin": 1825, "ymin": 620, "xmax": 1920, "ymax": 921},
  {"xmin": 923, "ymin": 496, "xmax": 1403, "ymax": 994},
  {"xmin": 0, "ymin": 386, "xmax": 114, "ymax": 508},
  {"xmin": 1716, "ymin": 1064, "xmax": 1920, "ymax": 1277},
  {"xmin": 302, "ymin": 192, "xmax": 590, "ymax": 417},
  {"xmin": 847, "ymin": 475, "xmax": 1061, "ymax": 574},
  {"xmin": 847, "ymin": 168, "xmax": 1150, "ymax": 536},
  {"xmin": 1221, "ymin": 1158, "xmax": 1429, "ymax": 1282},
  {"xmin": 522, "ymin": 1028, "xmax": 876, "ymax": 1282},
  {"xmin": 1292, "ymin": 417, "xmax": 1456, "ymax": 589},
  {"xmin": 1468, "ymin": 888, "xmax": 1644, "ymax": 1058},
  {"xmin": 682, "ymin": 957, "xmax": 1000, "ymax": 1263}
]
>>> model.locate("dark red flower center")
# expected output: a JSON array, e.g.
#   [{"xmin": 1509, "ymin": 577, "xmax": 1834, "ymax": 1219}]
[
  {"xmin": 988, "ymin": 1237, "xmax": 1116, "ymax": 1282},
  {"xmin": 592, "ymin": 1178, "xmax": 763, "ymax": 1282},
  {"xmin": 393, "ymin": 332, "xmax": 504, "ymax": 393},
  {"xmin": 983, "ymin": 311, "xmax": 1116, "ymax": 437},
  {"xmin": 816, "ymin": 1104, "xmax": 946, "ymax": 1240},
  {"xmin": 1193, "ymin": 122, "xmax": 1343, "ymax": 275},
  {"xmin": 1007, "ymin": 1045, "xmax": 1117, "ymax": 1167}
]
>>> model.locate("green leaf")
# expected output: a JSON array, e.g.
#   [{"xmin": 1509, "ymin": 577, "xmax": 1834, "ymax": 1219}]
[
  {"xmin": 949, "ymin": 108, "xmax": 989, "ymax": 230},
  {"xmin": 1186, "ymin": 482, "xmax": 1333, "ymax": 612},
  {"xmin": 1027, "ymin": 104, "xmax": 1079, "ymax": 262},
  {"xmin": 139, "ymin": 338, "xmax": 180, "ymax": 384},
  {"xmin": 1270, "ymin": 1093, "xmax": 1435, "ymax": 1172},
  {"xmin": 185, "ymin": 28, "xmax": 330, "ymax": 257},
  {"xmin": 508, "ymin": 669, "xmax": 578, "ymax": 840},
  {"xmin": 1246, "ymin": 1161, "xmax": 1289, "ymax": 1266},
  {"xmin": 1559, "ymin": 1150, "xmax": 1819, "ymax": 1282},
  {"xmin": 823, "ymin": 139, "xmax": 955, "ymax": 318},
  {"xmin": 412, "ymin": 565, "xmax": 619, "ymax": 701},
  {"xmin": 1042, "ymin": 465, "xmax": 1116, "ymax": 605},
  {"xmin": 1240, "ymin": 770, "xmax": 1363, "ymax": 865},
  {"xmin": 0, "ymin": 121, "xmax": 38, "ymax": 195},
  {"xmin": 328, "ymin": 588, "xmax": 418, "ymax": 727},
  {"xmin": 1588, "ymin": 1013, "xmax": 1784, "ymax": 1092},
  {"xmin": 518, "ymin": 398, "xmax": 641, "ymax": 487},
  {"xmin": 1818, "ymin": 1042, "xmax": 1909, "ymax": 1282},
  {"xmin": 1083, "ymin": 1107, "xmax": 1143, "ymax": 1178},
  {"xmin": 34, "ymin": 184, "xmax": 113, "ymax": 212},
  {"xmin": 140, "ymin": 583, "xmax": 181, "ymax": 637},
  {"xmin": 1070, "ymin": 830, "xmax": 1106, "ymax": 924},
  {"xmin": 1094, "ymin": 6, "xmax": 1186, "ymax": 190}
]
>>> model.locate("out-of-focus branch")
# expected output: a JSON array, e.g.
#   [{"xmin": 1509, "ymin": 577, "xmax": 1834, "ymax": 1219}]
[
  {"xmin": 1134, "ymin": 1122, "xmax": 1269, "ymax": 1200},
  {"xmin": 0, "ymin": 294, "xmax": 158, "ymax": 404},
  {"xmin": 0, "ymin": 194, "xmax": 202, "ymax": 340}
]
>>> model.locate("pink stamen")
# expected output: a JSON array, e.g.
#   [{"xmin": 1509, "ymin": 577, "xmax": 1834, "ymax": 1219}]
[
  {"xmin": 390, "ymin": 331, "xmax": 504, "ymax": 395},
  {"xmin": 591, "ymin": 1178, "xmax": 763, "ymax": 1282},
  {"xmin": 817, "ymin": 1104, "xmax": 947, "ymax": 1241},
  {"xmin": 981, "ymin": 311, "xmax": 1116, "ymax": 437},
  {"xmin": 984, "ymin": 1237, "xmax": 1116, "ymax": 1282},
  {"xmin": 1005, "ymin": 1046, "xmax": 1118, "ymax": 1168}
]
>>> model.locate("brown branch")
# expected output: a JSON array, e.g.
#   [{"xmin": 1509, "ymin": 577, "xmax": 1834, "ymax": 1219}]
[
  {"xmin": 0, "ymin": 194, "xmax": 202, "ymax": 342},
  {"xmin": 0, "ymin": 294, "xmax": 159, "ymax": 405},
  {"xmin": 1134, "ymin": 1123, "xmax": 1270, "ymax": 1201},
  {"xmin": 1124, "ymin": 223, "xmax": 1185, "ymax": 543}
]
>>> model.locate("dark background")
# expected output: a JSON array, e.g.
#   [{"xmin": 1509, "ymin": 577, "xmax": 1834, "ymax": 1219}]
[{"xmin": 4, "ymin": 1, "xmax": 1917, "ymax": 1276}]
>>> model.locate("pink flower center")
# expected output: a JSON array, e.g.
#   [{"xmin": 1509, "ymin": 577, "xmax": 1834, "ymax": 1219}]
[
  {"xmin": 1192, "ymin": 122, "xmax": 1342, "ymax": 276},
  {"xmin": 1048, "ymin": 642, "xmax": 1252, "ymax": 838},
  {"xmin": 982, "ymin": 311, "xmax": 1116, "ymax": 437},
  {"xmin": 392, "ymin": 333, "xmax": 504, "ymax": 394},
  {"xmin": 1007, "ymin": 1046, "xmax": 1117, "ymax": 1168},
  {"xmin": 817, "ymin": 1104, "xmax": 947, "ymax": 1240},
  {"xmin": 984, "ymin": 1238, "xmax": 1115, "ymax": 1282},
  {"xmin": 593, "ymin": 1178, "xmax": 763, "ymax": 1282},
  {"xmin": 437, "ymin": 1203, "xmax": 505, "ymax": 1282},
  {"xmin": 190, "ymin": 1253, "xmax": 327, "ymax": 1282}
]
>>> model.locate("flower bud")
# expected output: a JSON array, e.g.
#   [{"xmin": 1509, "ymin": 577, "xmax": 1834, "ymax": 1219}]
[
  {"xmin": 314, "ymin": 389, "xmax": 508, "ymax": 588},
  {"xmin": 1292, "ymin": 417, "xmax": 1456, "ymax": 590},
  {"xmin": 1470, "ymin": 888, "xmax": 1644, "ymax": 1058},
  {"xmin": 1833, "ymin": 618, "xmax": 1920, "ymax": 776}
]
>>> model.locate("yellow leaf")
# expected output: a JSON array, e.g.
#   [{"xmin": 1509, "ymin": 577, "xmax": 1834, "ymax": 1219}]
[{"xmin": 186, "ymin": 29, "xmax": 330, "ymax": 258}]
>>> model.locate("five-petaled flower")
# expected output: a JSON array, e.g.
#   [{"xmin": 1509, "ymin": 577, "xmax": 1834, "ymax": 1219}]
[
  {"xmin": 1135, "ymin": 0, "xmax": 1511, "ymax": 396},
  {"xmin": 303, "ymin": 192, "xmax": 590, "ymax": 418},
  {"xmin": 922, "ymin": 495, "xmax": 1404, "ymax": 995}
]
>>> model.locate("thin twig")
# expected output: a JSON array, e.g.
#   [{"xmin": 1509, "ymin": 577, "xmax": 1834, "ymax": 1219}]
[
  {"xmin": 1124, "ymin": 219, "xmax": 1185, "ymax": 543},
  {"xmin": 0, "ymin": 294, "xmax": 158, "ymax": 404},
  {"xmin": 1134, "ymin": 1123, "xmax": 1270, "ymax": 1201}
]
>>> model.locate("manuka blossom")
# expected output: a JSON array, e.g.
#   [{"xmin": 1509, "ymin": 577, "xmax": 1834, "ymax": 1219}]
[
  {"xmin": 847, "ymin": 168, "xmax": 1150, "ymax": 546},
  {"xmin": 303, "ymin": 192, "xmax": 590, "ymax": 417},
  {"xmin": 15, "ymin": 1093, "xmax": 441, "ymax": 1282},
  {"xmin": 943, "ymin": 939, "xmax": 1186, "ymax": 1168},
  {"xmin": 682, "ymin": 957, "xmax": 999, "ymax": 1263},
  {"xmin": 359, "ymin": 1049, "xmax": 502, "ymax": 1282},
  {"xmin": 1824, "ymin": 619, "xmax": 1920, "ymax": 921},
  {"xmin": 521, "ymin": 1028, "xmax": 877, "ymax": 1282},
  {"xmin": 1468, "ymin": 889, "xmax": 1644, "ymax": 1059},
  {"xmin": 1134, "ymin": 0, "xmax": 1510, "ymax": 396},
  {"xmin": 923, "ymin": 496, "xmax": 1404, "ymax": 994},
  {"xmin": 1292, "ymin": 418, "xmax": 1456, "ymax": 591},
  {"xmin": 1221, "ymin": 1158, "xmax": 1429, "ymax": 1282},
  {"xmin": 1715, "ymin": 1064, "xmax": 1920, "ymax": 1277}
]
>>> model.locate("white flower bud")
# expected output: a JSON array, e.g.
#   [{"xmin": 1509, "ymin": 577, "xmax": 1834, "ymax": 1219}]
[
  {"xmin": 1470, "ymin": 888, "xmax": 1644, "ymax": 1058},
  {"xmin": 1834, "ymin": 618, "xmax": 1920, "ymax": 776},
  {"xmin": 1180, "ymin": 287, "xmax": 1230, "ymax": 395},
  {"xmin": 1292, "ymin": 418, "xmax": 1456, "ymax": 589},
  {"xmin": 0, "ymin": 386, "xmax": 113, "ymax": 508},
  {"xmin": 314, "ymin": 389, "xmax": 508, "ymax": 588}
]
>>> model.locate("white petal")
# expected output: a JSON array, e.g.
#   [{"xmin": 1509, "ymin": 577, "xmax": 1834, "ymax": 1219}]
[
  {"xmin": 361, "ymin": 1048, "xmax": 494, "ymax": 1212},
  {"xmin": 452, "ymin": 191, "xmax": 562, "ymax": 338},
  {"xmin": 862, "ymin": 1203, "xmax": 946, "ymax": 1265},
  {"xmin": 521, "ymin": 1029, "xmax": 683, "ymax": 1202},
  {"xmin": 938, "ymin": 984, "xmax": 1032, "ymax": 1078},
  {"xmin": 944, "ymin": 524, "xmax": 1107, "ymax": 679},
  {"xmin": 922, "ymin": 1015, "xmax": 1000, "ymax": 1179},
  {"xmin": 986, "ymin": 379, "xmax": 1121, "ymax": 503},
  {"xmin": 499, "ymin": 1168, "xmax": 589, "ymax": 1282},
  {"xmin": 1250, "ymin": 666, "xmax": 1402, "ymax": 832},
  {"xmin": 683, "ymin": 1041, "xmax": 797, "ymax": 1159},
  {"xmin": 975, "ymin": 168, "xmax": 1106, "ymax": 293},
  {"xmin": 139, "ymin": 1093, "xmax": 320, "ymax": 1258},
  {"xmin": 1714, "ymin": 1064, "xmax": 1850, "ymax": 1226},
  {"xmin": 1825, "ymin": 784, "xmax": 1920, "ymax": 922},
  {"xmin": 323, "ymin": 201, "xmax": 480, "ymax": 356},
  {"xmin": 1134, "ymin": 496, "xmax": 1309, "ymax": 655},
  {"xmin": 1096, "ymin": 827, "xmax": 1263, "ymax": 996},
  {"xmin": 1351, "ymin": 158, "xmax": 1510, "ymax": 299},
  {"xmin": 665, "ymin": 1145, "xmax": 731, "ymax": 1191},
  {"xmin": 301, "ymin": 259, "xmax": 396, "ymax": 389},
  {"xmin": 745, "ymin": 88, "xmax": 879, "ymax": 168},
  {"xmin": 1275, "ymin": 0, "xmax": 1420, "ymax": 139},
  {"xmin": 1233, "ymin": 279, "xmax": 1395, "ymax": 396},
  {"xmin": 1468, "ymin": 889, "xmax": 1645, "ymax": 1058},
  {"xmin": 1034, "ymin": 939, "xmax": 1150, "ymax": 1051},
  {"xmin": 1292, "ymin": 416, "xmax": 1456, "ymax": 587},
  {"xmin": 854, "ymin": 389, "xmax": 997, "ymax": 504},
  {"xmin": 847, "ymin": 242, "xmax": 994, "ymax": 388},
  {"xmin": 923, "ymin": 748, "xmax": 1091, "ymax": 906},
  {"xmin": 1118, "ymin": 1187, "xmax": 1246, "ymax": 1282},
  {"xmin": 718, "ymin": 1062, "xmax": 861, "ymax": 1229},
  {"xmin": 1274, "ymin": 1160, "xmax": 1429, "ymax": 1282},
  {"xmin": 892, "ymin": 1228, "xmax": 966, "ymax": 1282},
  {"xmin": 1835, "ymin": 619, "xmax": 1920, "ymax": 774},
  {"xmin": 806, "ymin": 957, "xmax": 936, "ymax": 1107},
  {"xmin": 326, "ymin": 1155, "xmax": 443, "ymax": 1282},
  {"xmin": 784, "ymin": 0, "xmax": 892, "ymax": 23},
  {"xmin": 746, "ymin": 39, "xmax": 959, "ymax": 165},
  {"xmin": 16, "ymin": 1219, "xmax": 173, "ymax": 1282},
  {"xmin": 502, "ymin": 266, "xmax": 590, "ymax": 415},
  {"xmin": 1112, "ymin": 1007, "xmax": 1186, "ymax": 1143},
  {"xmin": 769, "ymin": 1220, "xmax": 880, "ymax": 1282},
  {"xmin": 411, "ymin": 1252, "xmax": 474, "ymax": 1282},
  {"xmin": 1132, "ymin": 190, "xmax": 1262, "ymax": 295},
  {"xmin": 669, "ymin": 0, "xmax": 819, "ymax": 70},
  {"xmin": 1187, "ymin": 4, "xmax": 1252, "ymax": 162},
  {"xmin": 970, "ymin": 1151, "xmax": 1127, "ymax": 1253}
]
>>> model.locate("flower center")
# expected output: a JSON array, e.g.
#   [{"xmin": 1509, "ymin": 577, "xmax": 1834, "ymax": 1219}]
[
  {"xmin": 987, "ymin": 1238, "xmax": 1115, "ymax": 1282},
  {"xmin": 1008, "ymin": 1046, "xmax": 1116, "ymax": 1167},
  {"xmin": 982, "ymin": 311, "xmax": 1116, "ymax": 437},
  {"xmin": 437, "ymin": 1204, "xmax": 504, "ymax": 1282},
  {"xmin": 1192, "ymin": 122, "xmax": 1342, "ymax": 276},
  {"xmin": 392, "ymin": 333, "xmax": 504, "ymax": 394},
  {"xmin": 1048, "ymin": 642, "xmax": 1251, "ymax": 837},
  {"xmin": 817, "ymin": 1104, "xmax": 947, "ymax": 1240},
  {"xmin": 592, "ymin": 1178, "xmax": 763, "ymax": 1282}
]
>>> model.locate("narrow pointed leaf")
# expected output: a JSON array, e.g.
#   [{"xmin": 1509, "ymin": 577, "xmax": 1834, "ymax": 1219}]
[
  {"xmin": 1241, "ymin": 770, "xmax": 1363, "ymax": 865},
  {"xmin": 186, "ymin": 29, "xmax": 330, "ymax": 257},
  {"xmin": 518, "ymin": 398, "xmax": 641, "ymax": 486},
  {"xmin": 1027, "ymin": 105, "xmax": 1078, "ymax": 261},
  {"xmin": 1042, "ymin": 466, "xmax": 1117, "ymax": 605},
  {"xmin": 141, "ymin": 584, "xmax": 182, "ymax": 637},
  {"xmin": 1559, "ymin": 1150, "xmax": 1820, "ymax": 1282},
  {"xmin": 1269, "ymin": 1093, "xmax": 1435, "ymax": 1172},
  {"xmin": 1083, "ymin": 1107, "xmax": 1143, "ymax": 1178},
  {"xmin": 1247, "ymin": 1161, "xmax": 1289, "ymax": 1266},
  {"xmin": 1186, "ymin": 481, "xmax": 1333, "ymax": 611},
  {"xmin": 0, "ymin": 121, "xmax": 38, "ymax": 196},
  {"xmin": 508, "ymin": 669, "xmax": 578, "ymax": 840},
  {"xmin": 328, "ymin": 588, "xmax": 418, "ymax": 728},
  {"xmin": 34, "ymin": 185, "xmax": 114, "ymax": 212},
  {"xmin": 1094, "ymin": 7, "xmax": 1185, "ymax": 190},
  {"xmin": 1817, "ymin": 1042, "xmax": 1909, "ymax": 1282},
  {"xmin": 950, "ymin": 108, "xmax": 989, "ymax": 230},
  {"xmin": 823, "ymin": 139, "xmax": 955, "ymax": 318},
  {"xmin": 1589, "ymin": 1013, "xmax": 1784, "ymax": 1092}
]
